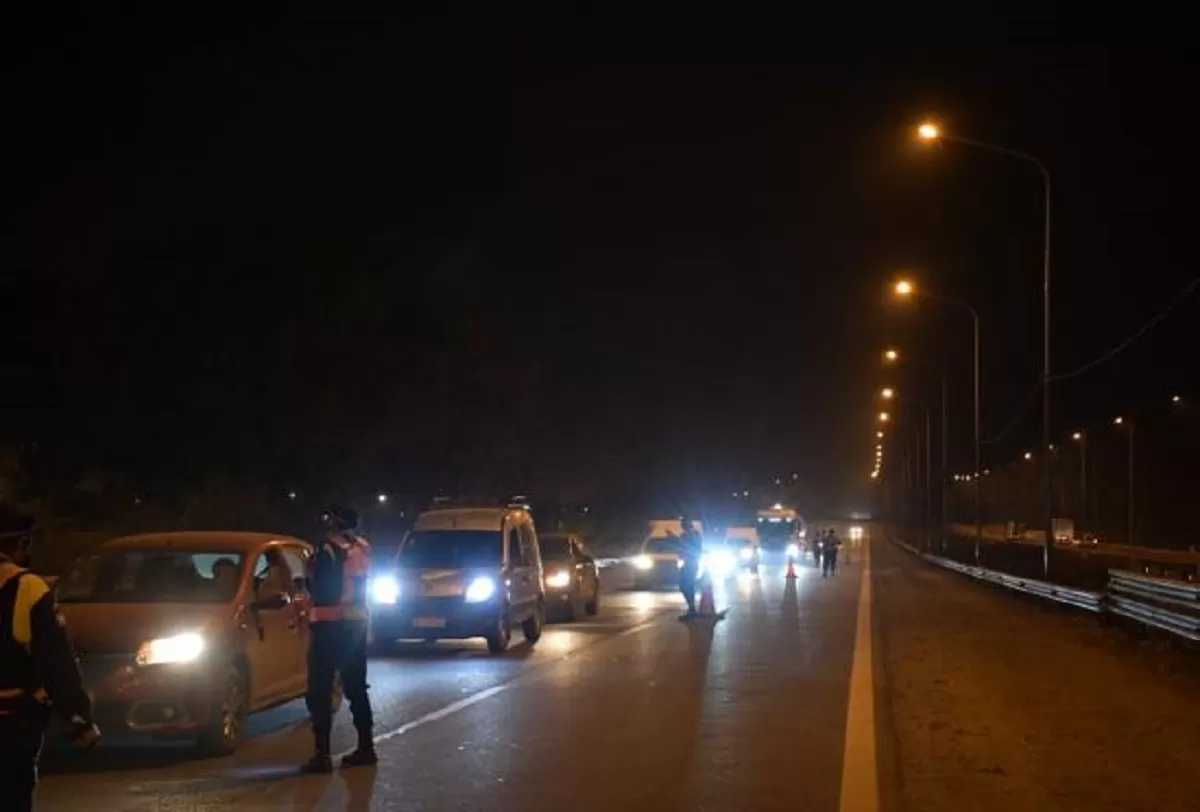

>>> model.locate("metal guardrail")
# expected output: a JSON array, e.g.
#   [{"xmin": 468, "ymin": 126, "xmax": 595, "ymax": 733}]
[
  {"xmin": 924, "ymin": 554, "xmax": 1104, "ymax": 612},
  {"xmin": 894, "ymin": 538, "xmax": 1200, "ymax": 641},
  {"xmin": 1107, "ymin": 570, "xmax": 1200, "ymax": 641}
]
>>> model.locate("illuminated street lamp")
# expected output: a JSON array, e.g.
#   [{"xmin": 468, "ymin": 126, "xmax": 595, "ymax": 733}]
[
  {"xmin": 880, "ymin": 387, "xmax": 895, "ymax": 400},
  {"xmin": 916, "ymin": 118, "xmax": 1053, "ymax": 575},
  {"xmin": 876, "ymin": 431, "xmax": 884, "ymax": 439},
  {"xmin": 1072, "ymin": 431, "xmax": 1083, "ymax": 441},
  {"xmin": 917, "ymin": 122, "xmax": 941, "ymax": 141},
  {"xmin": 1172, "ymin": 395, "xmax": 1182, "ymax": 404},
  {"xmin": 1113, "ymin": 416, "xmax": 1124, "ymax": 425},
  {"xmin": 878, "ymin": 412, "xmax": 890, "ymax": 423},
  {"xmin": 894, "ymin": 278, "xmax": 916, "ymax": 297},
  {"xmin": 1072, "ymin": 430, "xmax": 1089, "ymax": 530},
  {"xmin": 1023, "ymin": 451, "xmax": 1033, "ymax": 461},
  {"xmin": 377, "ymin": 493, "xmax": 389, "ymax": 505},
  {"xmin": 883, "ymin": 348, "xmax": 899, "ymax": 363}
]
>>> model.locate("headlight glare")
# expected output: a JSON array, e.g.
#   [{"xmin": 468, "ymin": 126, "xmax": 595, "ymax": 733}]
[
  {"xmin": 370, "ymin": 576, "xmax": 400, "ymax": 605},
  {"xmin": 633, "ymin": 555, "xmax": 653, "ymax": 571},
  {"xmin": 544, "ymin": 570, "xmax": 571, "ymax": 589},
  {"xmin": 136, "ymin": 632, "xmax": 206, "ymax": 666},
  {"xmin": 465, "ymin": 577, "xmax": 497, "ymax": 603}
]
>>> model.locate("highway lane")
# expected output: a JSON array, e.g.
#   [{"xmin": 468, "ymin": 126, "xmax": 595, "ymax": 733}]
[{"xmin": 36, "ymin": 555, "xmax": 871, "ymax": 811}]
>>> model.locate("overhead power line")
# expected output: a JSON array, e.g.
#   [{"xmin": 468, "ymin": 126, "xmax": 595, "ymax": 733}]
[{"xmin": 1050, "ymin": 276, "xmax": 1200, "ymax": 383}]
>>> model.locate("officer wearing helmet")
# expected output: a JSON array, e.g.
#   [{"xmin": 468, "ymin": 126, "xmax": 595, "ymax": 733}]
[
  {"xmin": 302, "ymin": 505, "xmax": 375, "ymax": 773},
  {"xmin": 0, "ymin": 507, "xmax": 99, "ymax": 811}
]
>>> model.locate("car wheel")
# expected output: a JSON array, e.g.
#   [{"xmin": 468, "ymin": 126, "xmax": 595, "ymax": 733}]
[
  {"xmin": 485, "ymin": 609, "xmax": 511, "ymax": 654},
  {"xmin": 521, "ymin": 600, "xmax": 544, "ymax": 644},
  {"xmin": 584, "ymin": 581, "xmax": 600, "ymax": 616},
  {"xmin": 198, "ymin": 665, "xmax": 248, "ymax": 756}
]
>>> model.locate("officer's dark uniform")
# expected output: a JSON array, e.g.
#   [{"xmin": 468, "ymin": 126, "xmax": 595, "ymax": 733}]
[
  {"xmin": 0, "ymin": 512, "xmax": 98, "ymax": 811},
  {"xmin": 822, "ymin": 531, "xmax": 841, "ymax": 576},
  {"xmin": 678, "ymin": 521, "xmax": 703, "ymax": 616},
  {"xmin": 302, "ymin": 506, "xmax": 375, "ymax": 773}
]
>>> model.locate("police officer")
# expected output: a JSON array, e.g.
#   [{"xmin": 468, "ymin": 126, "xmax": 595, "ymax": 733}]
[
  {"xmin": 677, "ymin": 517, "xmax": 703, "ymax": 618},
  {"xmin": 822, "ymin": 528, "xmax": 841, "ymax": 577},
  {"xmin": 0, "ymin": 508, "xmax": 99, "ymax": 811},
  {"xmin": 302, "ymin": 505, "xmax": 375, "ymax": 773}
]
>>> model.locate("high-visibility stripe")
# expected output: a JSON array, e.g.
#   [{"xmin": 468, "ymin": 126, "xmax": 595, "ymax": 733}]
[{"xmin": 12, "ymin": 573, "xmax": 49, "ymax": 646}]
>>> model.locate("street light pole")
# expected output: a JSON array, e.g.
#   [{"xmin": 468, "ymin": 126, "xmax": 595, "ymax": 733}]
[
  {"xmin": 941, "ymin": 374, "xmax": 948, "ymax": 555},
  {"xmin": 916, "ymin": 125, "xmax": 1051, "ymax": 575},
  {"xmin": 1127, "ymin": 420, "xmax": 1135, "ymax": 546}
]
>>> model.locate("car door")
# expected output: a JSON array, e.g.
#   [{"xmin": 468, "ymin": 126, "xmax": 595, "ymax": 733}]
[
  {"xmin": 516, "ymin": 521, "xmax": 542, "ymax": 618},
  {"xmin": 277, "ymin": 544, "xmax": 313, "ymax": 695},
  {"xmin": 244, "ymin": 549, "xmax": 300, "ymax": 705}
]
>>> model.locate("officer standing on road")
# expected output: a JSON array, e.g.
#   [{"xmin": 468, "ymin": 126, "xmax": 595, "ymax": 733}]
[
  {"xmin": 822, "ymin": 528, "xmax": 841, "ymax": 577},
  {"xmin": 811, "ymin": 530, "xmax": 825, "ymax": 568},
  {"xmin": 302, "ymin": 505, "xmax": 376, "ymax": 773},
  {"xmin": 678, "ymin": 517, "xmax": 703, "ymax": 618},
  {"xmin": 0, "ymin": 508, "xmax": 100, "ymax": 812}
]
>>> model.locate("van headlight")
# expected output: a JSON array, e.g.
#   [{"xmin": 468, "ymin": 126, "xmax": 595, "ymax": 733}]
[
  {"xmin": 544, "ymin": 570, "xmax": 571, "ymax": 589},
  {"xmin": 465, "ymin": 577, "xmax": 497, "ymax": 603},
  {"xmin": 370, "ymin": 576, "xmax": 400, "ymax": 605},
  {"xmin": 633, "ymin": 555, "xmax": 653, "ymax": 571},
  {"xmin": 136, "ymin": 632, "xmax": 206, "ymax": 666}
]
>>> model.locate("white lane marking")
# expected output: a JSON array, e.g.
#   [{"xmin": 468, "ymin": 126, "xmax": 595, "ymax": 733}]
[
  {"xmin": 839, "ymin": 538, "xmax": 878, "ymax": 812},
  {"xmin": 333, "ymin": 611, "xmax": 672, "ymax": 759}
]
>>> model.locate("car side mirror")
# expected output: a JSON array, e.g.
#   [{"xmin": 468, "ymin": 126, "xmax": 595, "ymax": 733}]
[{"xmin": 250, "ymin": 592, "xmax": 290, "ymax": 612}]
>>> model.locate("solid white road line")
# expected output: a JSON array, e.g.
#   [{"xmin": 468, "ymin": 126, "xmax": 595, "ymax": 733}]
[{"xmin": 839, "ymin": 539, "xmax": 879, "ymax": 812}]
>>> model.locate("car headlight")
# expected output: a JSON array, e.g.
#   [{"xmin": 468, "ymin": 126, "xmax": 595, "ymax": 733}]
[
  {"xmin": 739, "ymin": 547, "xmax": 753, "ymax": 561},
  {"xmin": 136, "ymin": 632, "xmax": 206, "ymax": 666},
  {"xmin": 786, "ymin": 543, "xmax": 800, "ymax": 558},
  {"xmin": 633, "ymin": 555, "xmax": 653, "ymax": 571},
  {"xmin": 370, "ymin": 575, "xmax": 400, "ymax": 605},
  {"xmin": 706, "ymin": 551, "xmax": 734, "ymax": 578},
  {"xmin": 464, "ymin": 576, "xmax": 497, "ymax": 603},
  {"xmin": 544, "ymin": 570, "xmax": 571, "ymax": 589}
]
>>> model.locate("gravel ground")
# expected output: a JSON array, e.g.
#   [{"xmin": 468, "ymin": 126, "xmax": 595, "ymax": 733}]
[{"xmin": 874, "ymin": 537, "xmax": 1200, "ymax": 811}]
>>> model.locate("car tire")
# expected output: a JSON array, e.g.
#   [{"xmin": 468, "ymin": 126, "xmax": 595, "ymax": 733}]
[
  {"xmin": 485, "ymin": 609, "xmax": 511, "ymax": 654},
  {"xmin": 197, "ymin": 664, "xmax": 248, "ymax": 756},
  {"xmin": 521, "ymin": 601, "xmax": 544, "ymax": 644},
  {"xmin": 584, "ymin": 582, "xmax": 600, "ymax": 616}
]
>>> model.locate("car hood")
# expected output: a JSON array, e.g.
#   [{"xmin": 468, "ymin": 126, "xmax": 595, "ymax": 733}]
[{"xmin": 58, "ymin": 603, "xmax": 234, "ymax": 656}]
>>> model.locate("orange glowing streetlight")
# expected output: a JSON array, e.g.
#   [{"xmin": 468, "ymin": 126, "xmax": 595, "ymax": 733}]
[
  {"xmin": 880, "ymin": 387, "xmax": 895, "ymax": 400},
  {"xmin": 917, "ymin": 122, "xmax": 941, "ymax": 142},
  {"xmin": 883, "ymin": 348, "xmax": 899, "ymax": 363},
  {"xmin": 878, "ymin": 412, "xmax": 890, "ymax": 423},
  {"xmin": 894, "ymin": 279, "xmax": 916, "ymax": 297}
]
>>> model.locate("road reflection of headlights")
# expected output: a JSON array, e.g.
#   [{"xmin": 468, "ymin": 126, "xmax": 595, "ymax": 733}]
[
  {"xmin": 544, "ymin": 570, "xmax": 571, "ymax": 589},
  {"xmin": 786, "ymin": 543, "xmax": 800, "ymax": 558},
  {"xmin": 136, "ymin": 632, "xmax": 206, "ymax": 666},
  {"xmin": 370, "ymin": 575, "xmax": 400, "ymax": 605},
  {"xmin": 739, "ymin": 547, "xmax": 753, "ymax": 561},
  {"xmin": 633, "ymin": 555, "xmax": 653, "ymax": 571},
  {"xmin": 464, "ymin": 576, "xmax": 497, "ymax": 603}
]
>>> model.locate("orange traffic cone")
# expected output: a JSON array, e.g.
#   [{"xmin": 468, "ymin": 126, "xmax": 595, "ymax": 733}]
[{"xmin": 785, "ymin": 558, "xmax": 797, "ymax": 579}]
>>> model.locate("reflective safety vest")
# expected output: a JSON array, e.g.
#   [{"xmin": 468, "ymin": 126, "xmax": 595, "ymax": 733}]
[
  {"xmin": 0, "ymin": 563, "xmax": 51, "ymax": 718},
  {"xmin": 309, "ymin": 535, "xmax": 370, "ymax": 623}
]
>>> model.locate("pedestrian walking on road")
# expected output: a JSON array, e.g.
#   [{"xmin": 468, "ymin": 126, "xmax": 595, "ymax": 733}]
[
  {"xmin": 822, "ymin": 529, "xmax": 841, "ymax": 577},
  {"xmin": 677, "ymin": 517, "xmax": 703, "ymax": 618},
  {"xmin": 302, "ymin": 505, "xmax": 376, "ymax": 774},
  {"xmin": 811, "ymin": 530, "xmax": 824, "ymax": 569},
  {"xmin": 0, "ymin": 508, "xmax": 100, "ymax": 812}
]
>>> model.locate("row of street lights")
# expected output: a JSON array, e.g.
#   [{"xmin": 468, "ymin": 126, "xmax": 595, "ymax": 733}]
[{"xmin": 871, "ymin": 120, "xmax": 1052, "ymax": 572}]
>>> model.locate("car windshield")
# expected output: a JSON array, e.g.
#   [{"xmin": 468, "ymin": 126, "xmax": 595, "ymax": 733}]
[
  {"xmin": 399, "ymin": 530, "xmax": 502, "ymax": 568},
  {"xmin": 645, "ymin": 538, "xmax": 681, "ymax": 554},
  {"xmin": 56, "ymin": 549, "xmax": 245, "ymax": 604},
  {"xmin": 539, "ymin": 536, "xmax": 573, "ymax": 561}
]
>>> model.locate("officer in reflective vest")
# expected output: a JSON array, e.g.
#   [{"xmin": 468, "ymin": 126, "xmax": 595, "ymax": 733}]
[
  {"xmin": 301, "ymin": 505, "xmax": 375, "ymax": 773},
  {"xmin": 0, "ymin": 509, "xmax": 99, "ymax": 812}
]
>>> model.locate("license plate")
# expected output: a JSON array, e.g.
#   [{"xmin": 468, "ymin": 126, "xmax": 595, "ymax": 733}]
[{"xmin": 413, "ymin": 617, "xmax": 446, "ymax": 629}]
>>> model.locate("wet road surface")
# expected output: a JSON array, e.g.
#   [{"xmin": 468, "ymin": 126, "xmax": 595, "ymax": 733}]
[{"xmin": 35, "ymin": 536, "xmax": 1200, "ymax": 810}]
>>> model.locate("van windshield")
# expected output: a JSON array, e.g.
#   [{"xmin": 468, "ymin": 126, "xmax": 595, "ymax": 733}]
[{"xmin": 399, "ymin": 530, "xmax": 502, "ymax": 569}]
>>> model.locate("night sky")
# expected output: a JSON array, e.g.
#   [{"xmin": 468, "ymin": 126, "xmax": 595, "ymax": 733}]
[{"xmin": 3, "ymin": 8, "xmax": 1196, "ymax": 519}]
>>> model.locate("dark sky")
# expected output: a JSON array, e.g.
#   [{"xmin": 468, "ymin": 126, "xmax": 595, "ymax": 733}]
[{"xmin": 2, "ymin": 7, "xmax": 1196, "ymax": 517}]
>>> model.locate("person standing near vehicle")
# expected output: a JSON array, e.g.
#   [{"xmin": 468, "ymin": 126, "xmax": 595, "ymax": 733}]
[
  {"xmin": 811, "ymin": 530, "xmax": 825, "ymax": 569},
  {"xmin": 302, "ymin": 505, "xmax": 376, "ymax": 773},
  {"xmin": 822, "ymin": 528, "xmax": 841, "ymax": 577},
  {"xmin": 0, "ymin": 508, "xmax": 100, "ymax": 811},
  {"xmin": 677, "ymin": 517, "xmax": 703, "ymax": 618}
]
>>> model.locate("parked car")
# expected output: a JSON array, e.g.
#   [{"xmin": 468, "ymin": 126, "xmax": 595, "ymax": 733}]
[
  {"xmin": 369, "ymin": 503, "xmax": 546, "ymax": 654},
  {"xmin": 539, "ymin": 533, "xmax": 600, "ymax": 621},
  {"xmin": 55, "ymin": 531, "xmax": 339, "ymax": 755}
]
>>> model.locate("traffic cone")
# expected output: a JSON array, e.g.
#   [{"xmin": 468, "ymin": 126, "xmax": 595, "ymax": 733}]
[
  {"xmin": 698, "ymin": 578, "xmax": 716, "ymax": 616},
  {"xmin": 785, "ymin": 558, "xmax": 797, "ymax": 579}
]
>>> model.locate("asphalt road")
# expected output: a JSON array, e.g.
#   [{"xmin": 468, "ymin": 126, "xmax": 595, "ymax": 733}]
[{"xmin": 34, "ymin": 536, "xmax": 1200, "ymax": 811}]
